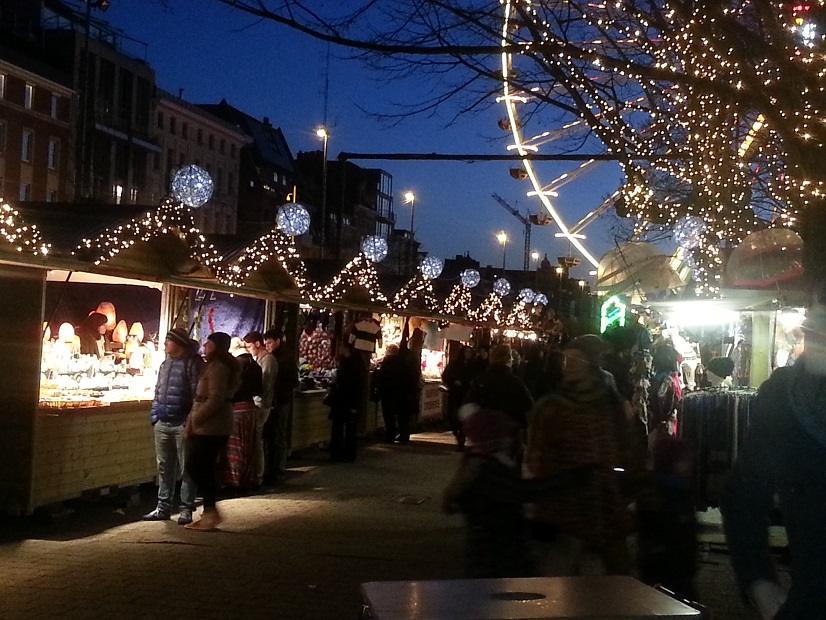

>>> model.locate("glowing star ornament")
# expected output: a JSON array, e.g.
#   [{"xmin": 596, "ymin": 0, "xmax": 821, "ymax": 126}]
[
  {"xmin": 673, "ymin": 216, "xmax": 707, "ymax": 250},
  {"xmin": 460, "ymin": 269, "xmax": 481, "ymax": 288},
  {"xmin": 517, "ymin": 288, "xmax": 536, "ymax": 303},
  {"xmin": 534, "ymin": 293, "xmax": 548, "ymax": 306},
  {"xmin": 361, "ymin": 235, "xmax": 388, "ymax": 263},
  {"xmin": 420, "ymin": 256, "xmax": 444, "ymax": 280},
  {"xmin": 493, "ymin": 278, "xmax": 511, "ymax": 296},
  {"xmin": 276, "ymin": 203, "xmax": 311, "ymax": 236},
  {"xmin": 172, "ymin": 165, "xmax": 213, "ymax": 208}
]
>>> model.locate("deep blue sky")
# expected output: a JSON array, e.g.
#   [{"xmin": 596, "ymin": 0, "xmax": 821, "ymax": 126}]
[{"xmin": 102, "ymin": 0, "xmax": 624, "ymax": 277}]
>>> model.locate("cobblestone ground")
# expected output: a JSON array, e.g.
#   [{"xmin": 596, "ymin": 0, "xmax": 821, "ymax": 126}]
[{"xmin": 0, "ymin": 432, "xmax": 767, "ymax": 619}]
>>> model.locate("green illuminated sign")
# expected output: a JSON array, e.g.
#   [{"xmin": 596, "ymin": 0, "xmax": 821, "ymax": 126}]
[{"xmin": 600, "ymin": 295, "xmax": 627, "ymax": 333}]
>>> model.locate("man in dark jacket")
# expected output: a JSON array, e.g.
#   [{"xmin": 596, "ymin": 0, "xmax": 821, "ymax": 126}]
[
  {"xmin": 144, "ymin": 327, "xmax": 204, "ymax": 524},
  {"xmin": 721, "ymin": 291, "xmax": 826, "ymax": 620},
  {"xmin": 263, "ymin": 329, "xmax": 299, "ymax": 483},
  {"xmin": 463, "ymin": 344, "xmax": 533, "ymax": 430}
]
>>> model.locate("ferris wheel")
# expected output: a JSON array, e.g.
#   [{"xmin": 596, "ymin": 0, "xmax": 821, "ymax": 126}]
[{"xmin": 497, "ymin": 0, "xmax": 609, "ymax": 270}]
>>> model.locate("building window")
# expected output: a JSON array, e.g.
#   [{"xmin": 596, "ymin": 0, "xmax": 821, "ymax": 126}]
[
  {"xmin": 48, "ymin": 139, "xmax": 59, "ymax": 170},
  {"xmin": 170, "ymin": 117, "xmax": 177, "ymax": 135},
  {"xmin": 130, "ymin": 188, "xmax": 138, "ymax": 203},
  {"xmin": 46, "ymin": 190, "xmax": 57, "ymax": 202},
  {"xmin": 208, "ymin": 134, "xmax": 214, "ymax": 150},
  {"xmin": 182, "ymin": 122, "xmax": 188, "ymax": 139},
  {"xmin": 153, "ymin": 151, "xmax": 160, "ymax": 171},
  {"xmin": 216, "ymin": 167, "xmax": 223, "ymax": 194},
  {"xmin": 197, "ymin": 128, "xmax": 203, "ymax": 145},
  {"xmin": 228, "ymin": 172, "xmax": 234, "ymax": 192},
  {"xmin": 219, "ymin": 138, "xmax": 225, "ymax": 155},
  {"xmin": 24, "ymin": 84, "xmax": 33, "ymax": 109},
  {"xmin": 113, "ymin": 184, "xmax": 123, "ymax": 205},
  {"xmin": 0, "ymin": 74, "xmax": 5, "ymax": 98},
  {"xmin": 230, "ymin": 144, "xmax": 236, "ymax": 158},
  {"xmin": 21, "ymin": 131, "xmax": 33, "ymax": 162},
  {"xmin": 50, "ymin": 95, "xmax": 59, "ymax": 119},
  {"xmin": 19, "ymin": 183, "xmax": 31, "ymax": 201},
  {"xmin": 157, "ymin": 111, "xmax": 164, "ymax": 129},
  {"xmin": 0, "ymin": 122, "xmax": 5, "ymax": 154}
]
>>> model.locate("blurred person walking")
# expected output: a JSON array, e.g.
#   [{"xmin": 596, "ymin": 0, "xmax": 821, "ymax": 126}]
[
  {"xmin": 263, "ymin": 329, "xmax": 299, "ymax": 484},
  {"xmin": 327, "ymin": 342, "xmax": 366, "ymax": 462},
  {"xmin": 441, "ymin": 345, "xmax": 476, "ymax": 450},
  {"xmin": 243, "ymin": 331, "xmax": 277, "ymax": 487}
]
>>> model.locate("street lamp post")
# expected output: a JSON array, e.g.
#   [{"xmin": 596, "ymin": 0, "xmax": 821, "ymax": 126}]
[
  {"xmin": 404, "ymin": 191, "xmax": 415, "ymax": 270},
  {"xmin": 497, "ymin": 231, "xmax": 508, "ymax": 272},
  {"xmin": 317, "ymin": 128, "xmax": 328, "ymax": 257}
]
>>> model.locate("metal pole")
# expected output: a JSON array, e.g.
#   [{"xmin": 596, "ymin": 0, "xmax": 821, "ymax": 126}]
[
  {"xmin": 320, "ymin": 134, "xmax": 328, "ymax": 258},
  {"xmin": 409, "ymin": 195, "xmax": 415, "ymax": 271},
  {"xmin": 502, "ymin": 241, "xmax": 507, "ymax": 272}
]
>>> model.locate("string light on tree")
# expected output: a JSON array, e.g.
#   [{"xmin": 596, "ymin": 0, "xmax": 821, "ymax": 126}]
[
  {"xmin": 673, "ymin": 216, "xmax": 707, "ymax": 250},
  {"xmin": 391, "ymin": 273, "xmax": 438, "ymax": 312},
  {"xmin": 471, "ymin": 292, "xmax": 505, "ymax": 324},
  {"xmin": 217, "ymin": 229, "xmax": 313, "ymax": 292},
  {"xmin": 441, "ymin": 284, "xmax": 472, "ymax": 316},
  {"xmin": 318, "ymin": 254, "xmax": 387, "ymax": 303},
  {"xmin": 172, "ymin": 165, "xmax": 213, "ymax": 209}
]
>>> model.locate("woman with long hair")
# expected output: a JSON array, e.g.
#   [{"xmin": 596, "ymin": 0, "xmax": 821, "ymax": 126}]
[
  {"xmin": 77, "ymin": 312, "xmax": 108, "ymax": 358},
  {"xmin": 184, "ymin": 332, "xmax": 240, "ymax": 531}
]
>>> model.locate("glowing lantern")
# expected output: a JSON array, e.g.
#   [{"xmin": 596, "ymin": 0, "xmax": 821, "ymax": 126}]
[
  {"xmin": 95, "ymin": 302, "xmax": 117, "ymax": 331},
  {"xmin": 58, "ymin": 322, "xmax": 75, "ymax": 342},
  {"xmin": 420, "ymin": 256, "xmax": 444, "ymax": 280},
  {"xmin": 276, "ymin": 203, "xmax": 312, "ymax": 236},
  {"xmin": 172, "ymin": 165, "xmax": 213, "ymax": 208},
  {"xmin": 460, "ymin": 269, "xmax": 481, "ymax": 288},
  {"xmin": 129, "ymin": 322, "xmax": 145, "ymax": 342},
  {"xmin": 112, "ymin": 320, "xmax": 128, "ymax": 344},
  {"xmin": 493, "ymin": 278, "xmax": 511, "ymax": 296}
]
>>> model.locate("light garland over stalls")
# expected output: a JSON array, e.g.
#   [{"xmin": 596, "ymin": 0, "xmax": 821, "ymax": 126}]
[
  {"xmin": 441, "ymin": 284, "xmax": 472, "ymax": 317},
  {"xmin": 317, "ymin": 253, "xmax": 387, "ymax": 304},
  {"xmin": 75, "ymin": 198, "xmax": 222, "ymax": 267},
  {"xmin": 470, "ymin": 292, "xmax": 505, "ymax": 324},
  {"xmin": 217, "ymin": 230, "xmax": 314, "ymax": 292},
  {"xmin": 0, "ymin": 201, "xmax": 50, "ymax": 255},
  {"xmin": 390, "ymin": 273, "xmax": 438, "ymax": 312},
  {"xmin": 506, "ymin": 299, "xmax": 535, "ymax": 331}
]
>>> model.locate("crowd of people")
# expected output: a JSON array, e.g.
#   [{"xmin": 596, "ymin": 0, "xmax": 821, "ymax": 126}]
[{"xmin": 142, "ymin": 327, "xmax": 297, "ymax": 531}]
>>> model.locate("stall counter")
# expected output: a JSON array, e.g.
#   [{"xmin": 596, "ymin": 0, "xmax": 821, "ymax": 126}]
[{"xmin": 31, "ymin": 400, "xmax": 156, "ymax": 510}]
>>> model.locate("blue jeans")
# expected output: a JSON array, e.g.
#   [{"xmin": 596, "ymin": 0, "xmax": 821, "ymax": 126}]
[{"xmin": 153, "ymin": 421, "xmax": 196, "ymax": 512}]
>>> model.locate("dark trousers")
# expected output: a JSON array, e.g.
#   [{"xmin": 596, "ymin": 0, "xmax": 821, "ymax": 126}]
[
  {"xmin": 185, "ymin": 434, "xmax": 228, "ymax": 509},
  {"xmin": 330, "ymin": 417, "xmax": 357, "ymax": 462},
  {"xmin": 381, "ymin": 396, "xmax": 412, "ymax": 442}
]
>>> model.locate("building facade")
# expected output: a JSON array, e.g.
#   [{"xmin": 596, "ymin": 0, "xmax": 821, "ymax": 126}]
[
  {"xmin": 0, "ymin": 51, "xmax": 73, "ymax": 203},
  {"xmin": 151, "ymin": 90, "xmax": 248, "ymax": 234}
]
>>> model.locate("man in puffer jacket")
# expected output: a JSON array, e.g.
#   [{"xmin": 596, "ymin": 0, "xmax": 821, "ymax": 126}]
[{"xmin": 143, "ymin": 327, "xmax": 204, "ymax": 525}]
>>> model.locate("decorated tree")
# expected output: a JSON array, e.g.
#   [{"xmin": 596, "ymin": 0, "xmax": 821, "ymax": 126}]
[{"xmin": 218, "ymin": 0, "xmax": 826, "ymax": 293}]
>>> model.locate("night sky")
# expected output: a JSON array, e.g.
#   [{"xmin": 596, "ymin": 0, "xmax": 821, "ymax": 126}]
[{"xmin": 102, "ymin": 0, "xmax": 625, "ymax": 278}]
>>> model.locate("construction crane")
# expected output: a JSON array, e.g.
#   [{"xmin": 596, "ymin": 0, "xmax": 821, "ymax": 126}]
[{"xmin": 491, "ymin": 193, "xmax": 549, "ymax": 270}]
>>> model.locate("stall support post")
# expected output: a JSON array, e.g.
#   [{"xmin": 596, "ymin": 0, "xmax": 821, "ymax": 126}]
[
  {"xmin": 284, "ymin": 302, "xmax": 299, "ymax": 455},
  {"xmin": 751, "ymin": 311, "xmax": 772, "ymax": 388},
  {"xmin": 0, "ymin": 266, "xmax": 46, "ymax": 515}
]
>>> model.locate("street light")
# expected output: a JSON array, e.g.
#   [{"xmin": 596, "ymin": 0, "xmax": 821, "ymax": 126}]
[
  {"xmin": 496, "ymin": 231, "xmax": 508, "ymax": 271},
  {"xmin": 404, "ymin": 191, "xmax": 416, "ymax": 233},
  {"xmin": 531, "ymin": 250, "xmax": 540, "ymax": 264},
  {"xmin": 316, "ymin": 127, "xmax": 328, "ymax": 257}
]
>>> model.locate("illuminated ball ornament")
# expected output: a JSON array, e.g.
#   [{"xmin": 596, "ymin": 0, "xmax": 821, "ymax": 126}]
[
  {"xmin": 172, "ymin": 165, "xmax": 213, "ymax": 208},
  {"xmin": 276, "ymin": 203, "xmax": 311, "ymax": 236},
  {"xmin": 673, "ymin": 216, "xmax": 706, "ymax": 250},
  {"xmin": 517, "ymin": 288, "xmax": 536, "ymax": 303},
  {"xmin": 460, "ymin": 269, "xmax": 481, "ymax": 288},
  {"xmin": 420, "ymin": 256, "xmax": 444, "ymax": 280},
  {"xmin": 361, "ymin": 235, "xmax": 388, "ymax": 263},
  {"xmin": 534, "ymin": 293, "xmax": 548, "ymax": 306},
  {"xmin": 493, "ymin": 278, "xmax": 511, "ymax": 296}
]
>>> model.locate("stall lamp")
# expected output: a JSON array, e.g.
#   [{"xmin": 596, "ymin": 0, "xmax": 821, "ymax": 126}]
[
  {"xmin": 58, "ymin": 322, "xmax": 75, "ymax": 342},
  {"xmin": 129, "ymin": 322, "xmax": 144, "ymax": 342},
  {"xmin": 112, "ymin": 320, "xmax": 128, "ymax": 344},
  {"xmin": 43, "ymin": 323, "xmax": 51, "ymax": 341},
  {"xmin": 95, "ymin": 301, "xmax": 117, "ymax": 331}
]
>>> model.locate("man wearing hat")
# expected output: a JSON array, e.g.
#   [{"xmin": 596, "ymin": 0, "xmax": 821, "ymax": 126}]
[{"xmin": 143, "ymin": 327, "xmax": 204, "ymax": 524}]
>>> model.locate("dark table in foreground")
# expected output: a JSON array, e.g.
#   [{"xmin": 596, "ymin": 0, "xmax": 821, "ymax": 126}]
[{"xmin": 360, "ymin": 576, "xmax": 702, "ymax": 619}]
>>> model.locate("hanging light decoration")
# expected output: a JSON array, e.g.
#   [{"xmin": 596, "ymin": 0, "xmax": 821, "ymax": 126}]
[
  {"xmin": 276, "ymin": 203, "xmax": 311, "ymax": 236},
  {"xmin": 460, "ymin": 269, "xmax": 481, "ymax": 288},
  {"xmin": 673, "ymin": 216, "xmax": 707, "ymax": 250},
  {"xmin": 517, "ymin": 288, "xmax": 536, "ymax": 303},
  {"xmin": 360, "ymin": 235, "xmax": 388, "ymax": 263},
  {"xmin": 534, "ymin": 293, "xmax": 548, "ymax": 306},
  {"xmin": 172, "ymin": 164, "xmax": 213, "ymax": 208},
  {"xmin": 420, "ymin": 255, "xmax": 444, "ymax": 280},
  {"xmin": 493, "ymin": 278, "xmax": 511, "ymax": 296}
]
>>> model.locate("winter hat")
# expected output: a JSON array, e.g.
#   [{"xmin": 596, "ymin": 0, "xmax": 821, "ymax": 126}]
[
  {"xmin": 229, "ymin": 336, "xmax": 247, "ymax": 357},
  {"xmin": 165, "ymin": 327, "xmax": 191, "ymax": 349},
  {"xmin": 461, "ymin": 407, "xmax": 518, "ymax": 453},
  {"xmin": 706, "ymin": 356, "xmax": 735, "ymax": 379},
  {"xmin": 207, "ymin": 331, "xmax": 232, "ymax": 353},
  {"xmin": 564, "ymin": 334, "xmax": 606, "ymax": 367}
]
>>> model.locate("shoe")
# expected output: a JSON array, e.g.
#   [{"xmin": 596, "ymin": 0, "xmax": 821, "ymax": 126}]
[
  {"xmin": 142, "ymin": 508, "xmax": 171, "ymax": 521},
  {"xmin": 177, "ymin": 509, "xmax": 193, "ymax": 526},
  {"xmin": 184, "ymin": 508, "xmax": 222, "ymax": 532}
]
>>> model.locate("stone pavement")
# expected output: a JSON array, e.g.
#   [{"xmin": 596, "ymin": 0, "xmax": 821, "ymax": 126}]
[{"xmin": 0, "ymin": 432, "xmax": 765, "ymax": 619}]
